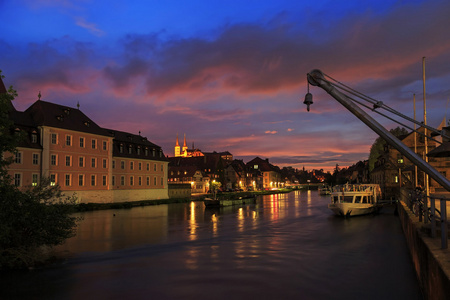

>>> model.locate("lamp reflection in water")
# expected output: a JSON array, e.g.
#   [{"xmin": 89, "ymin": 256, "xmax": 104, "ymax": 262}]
[{"xmin": 185, "ymin": 201, "xmax": 199, "ymax": 270}]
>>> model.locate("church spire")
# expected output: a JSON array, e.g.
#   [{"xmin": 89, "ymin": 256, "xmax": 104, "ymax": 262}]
[
  {"xmin": 183, "ymin": 133, "xmax": 187, "ymax": 148},
  {"xmin": 176, "ymin": 133, "xmax": 179, "ymax": 146}
]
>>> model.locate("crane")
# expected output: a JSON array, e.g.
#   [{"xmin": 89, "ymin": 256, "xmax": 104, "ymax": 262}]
[{"xmin": 305, "ymin": 69, "xmax": 450, "ymax": 192}]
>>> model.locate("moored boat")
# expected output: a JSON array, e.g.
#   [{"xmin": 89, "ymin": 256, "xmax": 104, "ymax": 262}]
[
  {"xmin": 318, "ymin": 184, "xmax": 331, "ymax": 195},
  {"xmin": 328, "ymin": 184, "xmax": 382, "ymax": 217},
  {"xmin": 204, "ymin": 195, "xmax": 256, "ymax": 208}
]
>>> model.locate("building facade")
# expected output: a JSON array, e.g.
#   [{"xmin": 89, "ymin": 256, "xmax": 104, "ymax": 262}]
[{"xmin": 5, "ymin": 89, "xmax": 168, "ymax": 203}]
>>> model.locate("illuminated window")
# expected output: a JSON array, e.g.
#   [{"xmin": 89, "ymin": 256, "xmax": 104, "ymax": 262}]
[
  {"xmin": 50, "ymin": 174, "xmax": 56, "ymax": 186},
  {"xmin": 32, "ymin": 174, "xmax": 39, "ymax": 186}
]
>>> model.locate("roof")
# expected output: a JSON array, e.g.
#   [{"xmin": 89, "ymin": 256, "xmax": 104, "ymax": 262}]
[{"xmin": 24, "ymin": 100, "xmax": 112, "ymax": 137}]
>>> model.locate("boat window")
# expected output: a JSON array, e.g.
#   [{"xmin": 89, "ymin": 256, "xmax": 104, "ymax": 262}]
[
  {"xmin": 343, "ymin": 196, "xmax": 353, "ymax": 203},
  {"xmin": 354, "ymin": 196, "xmax": 361, "ymax": 203}
]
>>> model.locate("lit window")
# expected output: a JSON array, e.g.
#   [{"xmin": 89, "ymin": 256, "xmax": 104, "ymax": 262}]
[
  {"xmin": 50, "ymin": 174, "xmax": 56, "ymax": 186},
  {"xmin": 32, "ymin": 174, "xmax": 39, "ymax": 186}
]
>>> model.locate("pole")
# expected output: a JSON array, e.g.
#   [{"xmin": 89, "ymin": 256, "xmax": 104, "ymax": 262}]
[
  {"xmin": 423, "ymin": 57, "xmax": 429, "ymax": 222},
  {"xmin": 414, "ymin": 94, "xmax": 418, "ymax": 188}
]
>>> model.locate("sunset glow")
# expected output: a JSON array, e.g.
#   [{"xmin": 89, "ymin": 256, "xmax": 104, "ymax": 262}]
[{"xmin": 2, "ymin": 0, "xmax": 450, "ymax": 172}]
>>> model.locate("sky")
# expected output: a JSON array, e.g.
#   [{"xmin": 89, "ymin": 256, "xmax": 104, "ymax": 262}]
[{"xmin": 1, "ymin": 0, "xmax": 450, "ymax": 172}]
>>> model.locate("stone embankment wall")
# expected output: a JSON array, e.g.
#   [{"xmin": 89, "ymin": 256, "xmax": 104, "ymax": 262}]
[{"xmin": 397, "ymin": 190, "xmax": 450, "ymax": 300}]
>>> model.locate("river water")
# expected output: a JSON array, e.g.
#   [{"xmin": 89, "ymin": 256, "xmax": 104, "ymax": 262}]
[{"xmin": 1, "ymin": 190, "xmax": 423, "ymax": 300}]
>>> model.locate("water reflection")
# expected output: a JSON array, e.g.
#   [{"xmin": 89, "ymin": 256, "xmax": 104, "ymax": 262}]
[{"xmin": 4, "ymin": 191, "xmax": 423, "ymax": 300}]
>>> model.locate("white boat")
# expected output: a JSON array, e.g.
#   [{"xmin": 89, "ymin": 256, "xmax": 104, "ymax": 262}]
[{"xmin": 328, "ymin": 184, "xmax": 382, "ymax": 217}]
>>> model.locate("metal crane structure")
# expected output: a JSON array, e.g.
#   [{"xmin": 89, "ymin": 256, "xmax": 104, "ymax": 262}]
[{"xmin": 305, "ymin": 69, "xmax": 450, "ymax": 192}]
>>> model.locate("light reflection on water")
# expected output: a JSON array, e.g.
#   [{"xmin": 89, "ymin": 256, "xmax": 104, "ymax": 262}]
[{"xmin": 1, "ymin": 191, "xmax": 423, "ymax": 300}]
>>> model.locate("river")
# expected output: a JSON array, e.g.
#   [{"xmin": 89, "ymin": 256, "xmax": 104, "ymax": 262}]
[{"xmin": 1, "ymin": 190, "xmax": 423, "ymax": 299}]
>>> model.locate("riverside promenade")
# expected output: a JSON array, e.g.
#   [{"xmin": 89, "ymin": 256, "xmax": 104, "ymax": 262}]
[{"xmin": 398, "ymin": 190, "xmax": 450, "ymax": 300}]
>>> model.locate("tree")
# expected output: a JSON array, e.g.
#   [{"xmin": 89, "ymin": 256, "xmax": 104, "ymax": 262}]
[
  {"xmin": 0, "ymin": 71, "xmax": 78, "ymax": 269},
  {"xmin": 368, "ymin": 126, "xmax": 408, "ymax": 171}
]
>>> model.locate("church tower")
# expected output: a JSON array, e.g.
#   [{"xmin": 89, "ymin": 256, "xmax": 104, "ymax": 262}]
[
  {"xmin": 174, "ymin": 133, "xmax": 181, "ymax": 157},
  {"xmin": 182, "ymin": 134, "xmax": 188, "ymax": 156}
]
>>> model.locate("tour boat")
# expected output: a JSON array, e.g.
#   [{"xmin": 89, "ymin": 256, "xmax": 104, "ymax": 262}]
[{"xmin": 328, "ymin": 184, "xmax": 382, "ymax": 217}]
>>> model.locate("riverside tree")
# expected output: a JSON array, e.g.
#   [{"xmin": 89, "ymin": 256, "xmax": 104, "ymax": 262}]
[
  {"xmin": 0, "ymin": 71, "xmax": 78, "ymax": 269},
  {"xmin": 368, "ymin": 126, "xmax": 408, "ymax": 171}
]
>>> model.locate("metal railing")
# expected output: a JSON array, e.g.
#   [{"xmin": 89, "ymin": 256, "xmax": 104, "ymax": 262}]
[{"xmin": 405, "ymin": 189, "xmax": 449, "ymax": 249}]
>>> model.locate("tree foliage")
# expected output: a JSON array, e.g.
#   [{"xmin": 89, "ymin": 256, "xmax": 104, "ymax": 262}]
[
  {"xmin": 368, "ymin": 126, "xmax": 408, "ymax": 171},
  {"xmin": 0, "ymin": 71, "xmax": 78, "ymax": 269}
]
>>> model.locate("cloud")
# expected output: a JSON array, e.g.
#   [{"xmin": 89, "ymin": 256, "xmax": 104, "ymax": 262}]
[
  {"xmin": 265, "ymin": 130, "xmax": 277, "ymax": 134},
  {"xmin": 75, "ymin": 17, "xmax": 105, "ymax": 37}
]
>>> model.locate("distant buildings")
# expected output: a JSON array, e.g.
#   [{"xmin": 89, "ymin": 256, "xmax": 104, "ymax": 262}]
[{"xmin": 4, "ymin": 76, "xmax": 168, "ymax": 203}]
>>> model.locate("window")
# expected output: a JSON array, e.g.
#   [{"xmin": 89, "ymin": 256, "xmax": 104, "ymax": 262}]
[
  {"xmin": 152, "ymin": 149, "xmax": 156, "ymax": 157},
  {"xmin": 103, "ymin": 141, "xmax": 107, "ymax": 151},
  {"xmin": 80, "ymin": 137, "xmax": 85, "ymax": 148},
  {"xmin": 91, "ymin": 139, "xmax": 97, "ymax": 149},
  {"xmin": 32, "ymin": 174, "xmax": 39, "ymax": 186},
  {"xmin": 145, "ymin": 148, "xmax": 148, "ymax": 156},
  {"xmin": 119, "ymin": 144, "xmax": 124, "ymax": 153},
  {"xmin": 51, "ymin": 133, "xmax": 57, "ymax": 144},
  {"xmin": 65, "ymin": 174, "xmax": 71, "ymax": 186},
  {"xmin": 397, "ymin": 154, "xmax": 404, "ymax": 164},
  {"xmin": 154, "ymin": 177, "xmax": 157, "ymax": 185},
  {"xmin": 50, "ymin": 174, "xmax": 56, "ymax": 186},
  {"xmin": 120, "ymin": 176, "xmax": 125, "ymax": 186},
  {"xmin": 103, "ymin": 159, "xmax": 107, "ymax": 168},
  {"xmin": 79, "ymin": 174, "xmax": 84, "ymax": 186},
  {"xmin": 79, "ymin": 156, "xmax": 85, "ymax": 167},
  {"xmin": 137, "ymin": 147, "xmax": 141, "ymax": 155},
  {"xmin": 91, "ymin": 175, "xmax": 96, "ymax": 186},
  {"xmin": 112, "ymin": 176, "xmax": 115, "ymax": 186},
  {"xmin": 91, "ymin": 158, "xmax": 97, "ymax": 168},
  {"xmin": 138, "ymin": 162, "xmax": 142, "ymax": 170},
  {"xmin": 51, "ymin": 154, "xmax": 57, "ymax": 166},
  {"xmin": 130, "ymin": 161, "xmax": 134, "ymax": 170},
  {"xmin": 121, "ymin": 161, "xmax": 125, "ymax": 169},
  {"xmin": 103, "ymin": 175, "xmax": 107, "ymax": 186},
  {"xmin": 31, "ymin": 133, "xmax": 38, "ymax": 143},
  {"xmin": 153, "ymin": 164, "xmax": 156, "ymax": 171},
  {"xmin": 130, "ymin": 176, "xmax": 134, "ymax": 186},
  {"xmin": 128, "ymin": 145, "xmax": 132, "ymax": 154},
  {"xmin": 138, "ymin": 176, "xmax": 142, "ymax": 186},
  {"xmin": 146, "ymin": 163, "xmax": 149, "ymax": 171},
  {"xmin": 15, "ymin": 152, "xmax": 22, "ymax": 164},
  {"xmin": 146, "ymin": 177, "xmax": 150, "ymax": 185},
  {"xmin": 161, "ymin": 164, "xmax": 163, "ymax": 172},
  {"xmin": 65, "ymin": 155, "xmax": 72, "ymax": 167},
  {"xmin": 112, "ymin": 160, "xmax": 116, "ymax": 169},
  {"xmin": 14, "ymin": 174, "xmax": 21, "ymax": 186},
  {"xmin": 32, "ymin": 153, "xmax": 39, "ymax": 165},
  {"xmin": 66, "ymin": 135, "xmax": 72, "ymax": 146}
]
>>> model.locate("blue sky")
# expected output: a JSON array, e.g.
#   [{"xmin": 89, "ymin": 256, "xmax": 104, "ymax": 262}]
[{"xmin": 1, "ymin": 0, "xmax": 449, "ymax": 171}]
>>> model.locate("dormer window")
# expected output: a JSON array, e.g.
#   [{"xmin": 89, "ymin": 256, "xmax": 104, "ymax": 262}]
[
  {"xmin": 84, "ymin": 121, "xmax": 90, "ymax": 127},
  {"xmin": 64, "ymin": 108, "xmax": 70, "ymax": 115},
  {"xmin": 137, "ymin": 147, "xmax": 141, "ymax": 155},
  {"xmin": 128, "ymin": 145, "xmax": 132, "ymax": 154},
  {"xmin": 119, "ymin": 144, "xmax": 124, "ymax": 153},
  {"xmin": 31, "ymin": 132, "xmax": 38, "ymax": 143},
  {"xmin": 56, "ymin": 115, "xmax": 64, "ymax": 121}
]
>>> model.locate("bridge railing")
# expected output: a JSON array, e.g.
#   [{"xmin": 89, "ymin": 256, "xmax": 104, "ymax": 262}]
[{"xmin": 403, "ymin": 188, "xmax": 449, "ymax": 249}]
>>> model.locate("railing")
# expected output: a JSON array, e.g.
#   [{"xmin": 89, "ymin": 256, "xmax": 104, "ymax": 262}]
[{"xmin": 405, "ymin": 189, "xmax": 449, "ymax": 249}]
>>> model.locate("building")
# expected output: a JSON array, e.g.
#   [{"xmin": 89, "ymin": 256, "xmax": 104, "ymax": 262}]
[
  {"xmin": 4, "ymin": 79, "xmax": 168, "ymax": 203},
  {"xmin": 246, "ymin": 157, "xmax": 281, "ymax": 190}
]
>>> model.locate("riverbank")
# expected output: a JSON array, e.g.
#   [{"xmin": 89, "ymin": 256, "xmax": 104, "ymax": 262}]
[{"xmin": 74, "ymin": 188, "xmax": 296, "ymax": 211}]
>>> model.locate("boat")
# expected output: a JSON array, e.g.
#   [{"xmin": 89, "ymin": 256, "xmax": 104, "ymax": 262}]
[
  {"xmin": 204, "ymin": 195, "xmax": 256, "ymax": 208},
  {"xmin": 328, "ymin": 184, "xmax": 382, "ymax": 217},
  {"xmin": 318, "ymin": 184, "xmax": 332, "ymax": 195}
]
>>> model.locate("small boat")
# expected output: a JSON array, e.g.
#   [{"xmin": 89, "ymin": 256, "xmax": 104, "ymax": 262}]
[
  {"xmin": 318, "ymin": 184, "xmax": 331, "ymax": 195},
  {"xmin": 328, "ymin": 184, "xmax": 382, "ymax": 217},
  {"xmin": 204, "ymin": 195, "xmax": 256, "ymax": 208}
]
